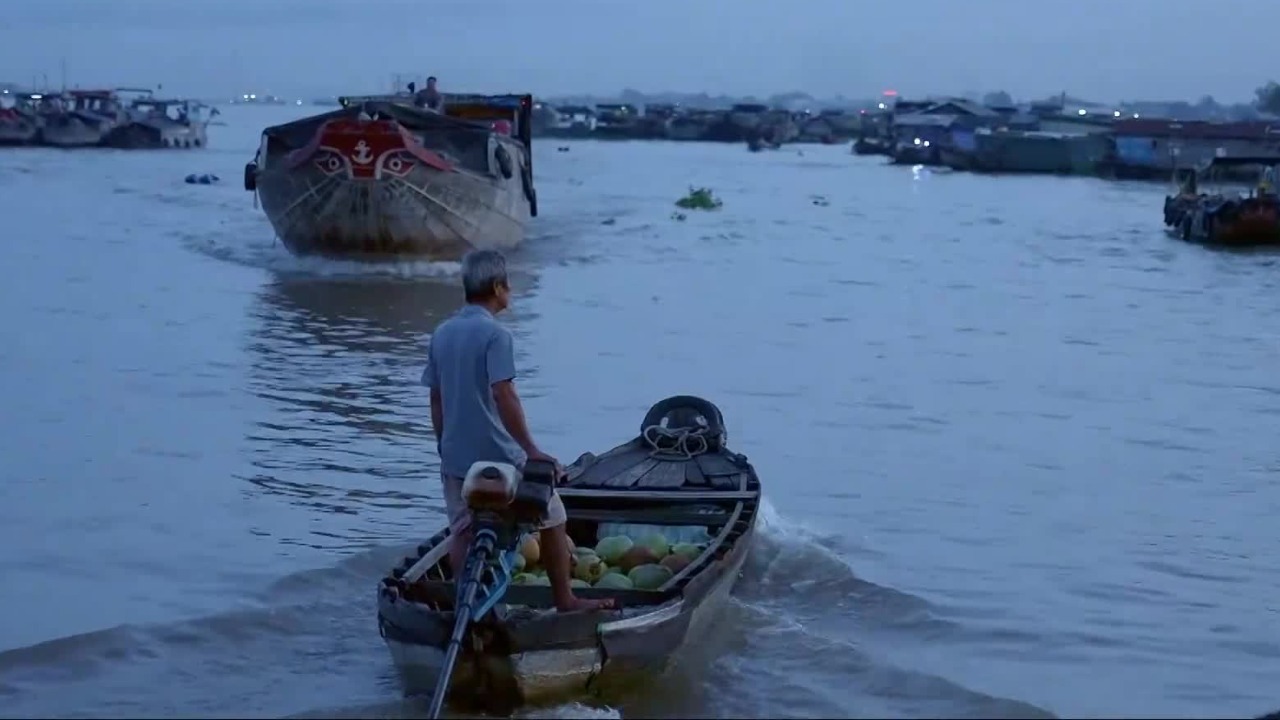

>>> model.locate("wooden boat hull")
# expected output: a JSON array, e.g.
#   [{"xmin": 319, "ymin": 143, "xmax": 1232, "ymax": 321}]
[
  {"xmin": 248, "ymin": 102, "xmax": 535, "ymax": 260},
  {"xmin": 1167, "ymin": 194, "xmax": 1280, "ymax": 247},
  {"xmin": 102, "ymin": 120, "xmax": 209, "ymax": 149},
  {"xmin": 378, "ymin": 395, "xmax": 760, "ymax": 712},
  {"xmin": 0, "ymin": 111, "xmax": 40, "ymax": 145},
  {"xmin": 40, "ymin": 112, "xmax": 121, "ymax": 148},
  {"xmin": 381, "ymin": 532, "xmax": 751, "ymax": 706}
]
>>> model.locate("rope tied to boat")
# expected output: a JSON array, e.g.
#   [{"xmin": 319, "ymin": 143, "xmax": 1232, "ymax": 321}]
[{"xmin": 642, "ymin": 423, "xmax": 710, "ymax": 459}]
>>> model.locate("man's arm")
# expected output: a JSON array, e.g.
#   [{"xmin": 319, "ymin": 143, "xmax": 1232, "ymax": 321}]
[
  {"xmin": 430, "ymin": 387, "xmax": 443, "ymax": 443},
  {"xmin": 493, "ymin": 380, "xmax": 538, "ymax": 453},
  {"xmin": 423, "ymin": 342, "xmax": 443, "ymax": 444},
  {"xmin": 486, "ymin": 330, "xmax": 540, "ymax": 455}
]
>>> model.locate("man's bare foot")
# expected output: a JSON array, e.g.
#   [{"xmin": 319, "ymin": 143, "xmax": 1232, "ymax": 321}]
[{"xmin": 555, "ymin": 595, "xmax": 618, "ymax": 613}]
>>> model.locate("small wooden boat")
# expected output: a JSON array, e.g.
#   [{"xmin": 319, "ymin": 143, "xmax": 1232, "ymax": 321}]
[
  {"xmin": 244, "ymin": 92, "xmax": 538, "ymax": 260},
  {"xmin": 1164, "ymin": 156, "xmax": 1280, "ymax": 247},
  {"xmin": 0, "ymin": 91, "xmax": 49, "ymax": 146},
  {"xmin": 102, "ymin": 97, "xmax": 217, "ymax": 149},
  {"xmin": 852, "ymin": 136, "xmax": 892, "ymax": 156},
  {"xmin": 377, "ymin": 395, "xmax": 761, "ymax": 715},
  {"xmin": 40, "ymin": 88, "xmax": 152, "ymax": 148}
]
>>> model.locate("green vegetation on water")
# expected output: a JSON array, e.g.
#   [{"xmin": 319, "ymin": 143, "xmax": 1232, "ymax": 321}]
[{"xmin": 675, "ymin": 187, "xmax": 723, "ymax": 211}]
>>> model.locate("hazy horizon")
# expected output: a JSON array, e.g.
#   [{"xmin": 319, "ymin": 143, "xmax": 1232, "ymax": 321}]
[{"xmin": 3, "ymin": 0, "xmax": 1277, "ymax": 104}]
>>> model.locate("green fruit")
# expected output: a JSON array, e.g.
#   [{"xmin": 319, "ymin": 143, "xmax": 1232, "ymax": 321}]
[
  {"xmin": 594, "ymin": 535, "xmax": 634, "ymax": 565},
  {"xmin": 628, "ymin": 563, "xmax": 674, "ymax": 590},
  {"xmin": 529, "ymin": 575, "xmax": 551, "ymax": 586},
  {"xmin": 594, "ymin": 573, "xmax": 634, "ymax": 589},
  {"xmin": 638, "ymin": 533, "xmax": 670, "ymax": 559},
  {"xmin": 512, "ymin": 553, "xmax": 527, "ymax": 572},
  {"xmin": 570, "ymin": 578, "xmax": 591, "ymax": 588},
  {"xmin": 513, "ymin": 572, "xmax": 537, "ymax": 585},
  {"xmin": 671, "ymin": 543, "xmax": 702, "ymax": 562},
  {"xmin": 604, "ymin": 565, "xmax": 625, "ymax": 576},
  {"xmin": 572, "ymin": 552, "xmax": 606, "ymax": 583}
]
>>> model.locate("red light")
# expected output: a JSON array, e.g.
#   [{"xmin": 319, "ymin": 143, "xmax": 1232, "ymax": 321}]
[{"xmin": 882, "ymin": 89, "xmax": 898, "ymax": 97}]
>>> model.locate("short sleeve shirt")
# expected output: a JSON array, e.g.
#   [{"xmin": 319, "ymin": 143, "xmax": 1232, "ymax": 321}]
[{"xmin": 422, "ymin": 305, "xmax": 527, "ymax": 477}]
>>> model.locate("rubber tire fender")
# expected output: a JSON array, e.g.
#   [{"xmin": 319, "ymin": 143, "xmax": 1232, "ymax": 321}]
[
  {"xmin": 494, "ymin": 144, "xmax": 514, "ymax": 179},
  {"xmin": 640, "ymin": 395, "xmax": 726, "ymax": 451},
  {"xmin": 243, "ymin": 162, "xmax": 258, "ymax": 192}
]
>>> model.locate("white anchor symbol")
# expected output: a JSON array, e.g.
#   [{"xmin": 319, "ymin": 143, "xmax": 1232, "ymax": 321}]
[{"xmin": 352, "ymin": 140, "xmax": 373, "ymax": 165}]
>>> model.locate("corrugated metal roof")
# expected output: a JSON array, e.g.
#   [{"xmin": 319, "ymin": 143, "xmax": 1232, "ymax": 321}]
[
  {"xmin": 895, "ymin": 113, "xmax": 957, "ymax": 127},
  {"xmin": 1113, "ymin": 119, "xmax": 1280, "ymax": 140}
]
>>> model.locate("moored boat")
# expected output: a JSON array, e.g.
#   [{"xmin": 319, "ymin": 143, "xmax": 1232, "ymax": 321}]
[
  {"xmin": 852, "ymin": 136, "xmax": 892, "ymax": 156},
  {"xmin": 102, "ymin": 97, "xmax": 217, "ymax": 149},
  {"xmin": 0, "ymin": 91, "xmax": 53, "ymax": 146},
  {"xmin": 1164, "ymin": 156, "xmax": 1280, "ymax": 246},
  {"xmin": 377, "ymin": 395, "xmax": 760, "ymax": 715},
  {"xmin": 40, "ymin": 88, "xmax": 151, "ymax": 148},
  {"xmin": 243, "ymin": 92, "xmax": 538, "ymax": 260}
]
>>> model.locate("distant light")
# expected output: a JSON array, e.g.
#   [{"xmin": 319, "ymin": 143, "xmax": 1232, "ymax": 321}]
[
  {"xmin": 1133, "ymin": 113, "xmax": 1140, "ymax": 118},
  {"xmin": 877, "ymin": 102, "xmax": 886, "ymax": 110},
  {"xmin": 922, "ymin": 140, "xmax": 931, "ymax": 147},
  {"xmin": 1113, "ymin": 111, "xmax": 1121, "ymax": 117},
  {"xmin": 1077, "ymin": 109, "xmax": 1087, "ymax": 116},
  {"xmin": 295, "ymin": 99, "xmax": 302, "ymax": 105},
  {"xmin": 882, "ymin": 89, "xmax": 898, "ymax": 97},
  {"xmin": 31, "ymin": 94, "xmax": 42, "ymax": 100}
]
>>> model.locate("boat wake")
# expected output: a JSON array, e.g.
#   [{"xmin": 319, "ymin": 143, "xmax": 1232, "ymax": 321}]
[
  {"xmin": 180, "ymin": 214, "xmax": 465, "ymax": 280},
  {"xmin": 0, "ymin": 498, "xmax": 1054, "ymax": 719}
]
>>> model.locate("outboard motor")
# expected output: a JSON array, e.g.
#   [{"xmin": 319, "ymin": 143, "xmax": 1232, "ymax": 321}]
[
  {"xmin": 426, "ymin": 459, "xmax": 557, "ymax": 719},
  {"xmin": 460, "ymin": 459, "xmax": 555, "ymax": 542}
]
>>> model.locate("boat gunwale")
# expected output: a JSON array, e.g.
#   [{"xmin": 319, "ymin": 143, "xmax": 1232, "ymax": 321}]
[
  {"xmin": 376, "ymin": 499, "xmax": 757, "ymax": 652},
  {"xmin": 377, "ymin": 444, "xmax": 761, "ymax": 641}
]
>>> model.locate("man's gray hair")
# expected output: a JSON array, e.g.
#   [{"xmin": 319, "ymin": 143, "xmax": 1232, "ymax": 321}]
[{"xmin": 460, "ymin": 249, "xmax": 508, "ymax": 297}]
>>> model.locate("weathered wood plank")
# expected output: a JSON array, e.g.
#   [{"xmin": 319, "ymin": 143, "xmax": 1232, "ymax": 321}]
[
  {"xmin": 570, "ymin": 450, "xmax": 650, "ymax": 488},
  {"xmin": 638, "ymin": 460, "xmax": 688, "ymax": 488},
  {"xmin": 566, "ymin": 505, "xmax": 731, "ymax": 526},
  {"xmin": 684, "ymin": 460, "xmax": 708, "ymax": 486},
  {"xmin": 557, "ymin": 488, "xmax": 759, "ymax": 502},
  {"xmin": 565, "ymin": 441, "xmax": 637, "ymax": 482},
  {"xmin": 412, "ymin": 580, "xmax": 671, "ymax": 609},
  {"xmin": 709, "ymin": 472, "xmax": 740, "ymax": 490},
  {"xmin": 563, "ymin": 452, "xmax": 596, "ymax": 483},
  {"xmin": 695, "ymin": 452, "xmax": 741, "ymax": 477},
  {"xmin": 605, "ymin": 457, "xmax": 661, "ymax": 488}
]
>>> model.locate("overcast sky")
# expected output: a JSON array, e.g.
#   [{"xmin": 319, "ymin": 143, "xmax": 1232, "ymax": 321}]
[{"xmin": 2, "ymin": 0, "xmax": 1276, "ymax": 103}]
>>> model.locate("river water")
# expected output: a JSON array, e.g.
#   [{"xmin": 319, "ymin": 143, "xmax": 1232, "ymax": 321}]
[{"xmin": 0, "ymin": 106, "xmax": 1277, "ymax": 719}]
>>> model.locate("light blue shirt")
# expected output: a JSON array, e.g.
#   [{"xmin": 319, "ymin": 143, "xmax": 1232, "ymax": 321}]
[{"xmin": 422, "ymin": 305, "xmax": 527, "ymax": 478}]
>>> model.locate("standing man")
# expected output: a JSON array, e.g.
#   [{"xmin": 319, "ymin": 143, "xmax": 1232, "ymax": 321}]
[
  {"xmin": 422, "ymin": 250, "xmax": 614, "ymax": 613},
  {"xmin": 414, "ymin": 75, "xmax": 443, "ymax": 112}
]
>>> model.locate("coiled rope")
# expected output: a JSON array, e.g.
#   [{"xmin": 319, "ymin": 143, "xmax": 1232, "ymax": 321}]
[{"xmin": 642, "ymin": 423, "xmax": 710, "ymax": 459}]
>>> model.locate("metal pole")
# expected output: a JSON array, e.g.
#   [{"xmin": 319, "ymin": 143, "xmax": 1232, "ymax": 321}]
[{"xmin": 425, "ymin": 541, "xmax": 490, "ymax": 720}]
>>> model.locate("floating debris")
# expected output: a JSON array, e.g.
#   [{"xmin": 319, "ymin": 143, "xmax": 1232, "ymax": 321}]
[{"xmin": 674, "ymin": 187, "xmax": 723, "ymax": 211}]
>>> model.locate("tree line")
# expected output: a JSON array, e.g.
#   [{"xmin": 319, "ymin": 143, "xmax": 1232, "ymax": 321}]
[{"xmin": 1255, "ymin": 81, "xmax": 1280, "ymax": 115}]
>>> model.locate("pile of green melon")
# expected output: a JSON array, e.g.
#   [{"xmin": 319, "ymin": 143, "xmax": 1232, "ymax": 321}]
[{"xmin": 511, "ymin": 531, "xmax": 706, "ymax": 591}]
